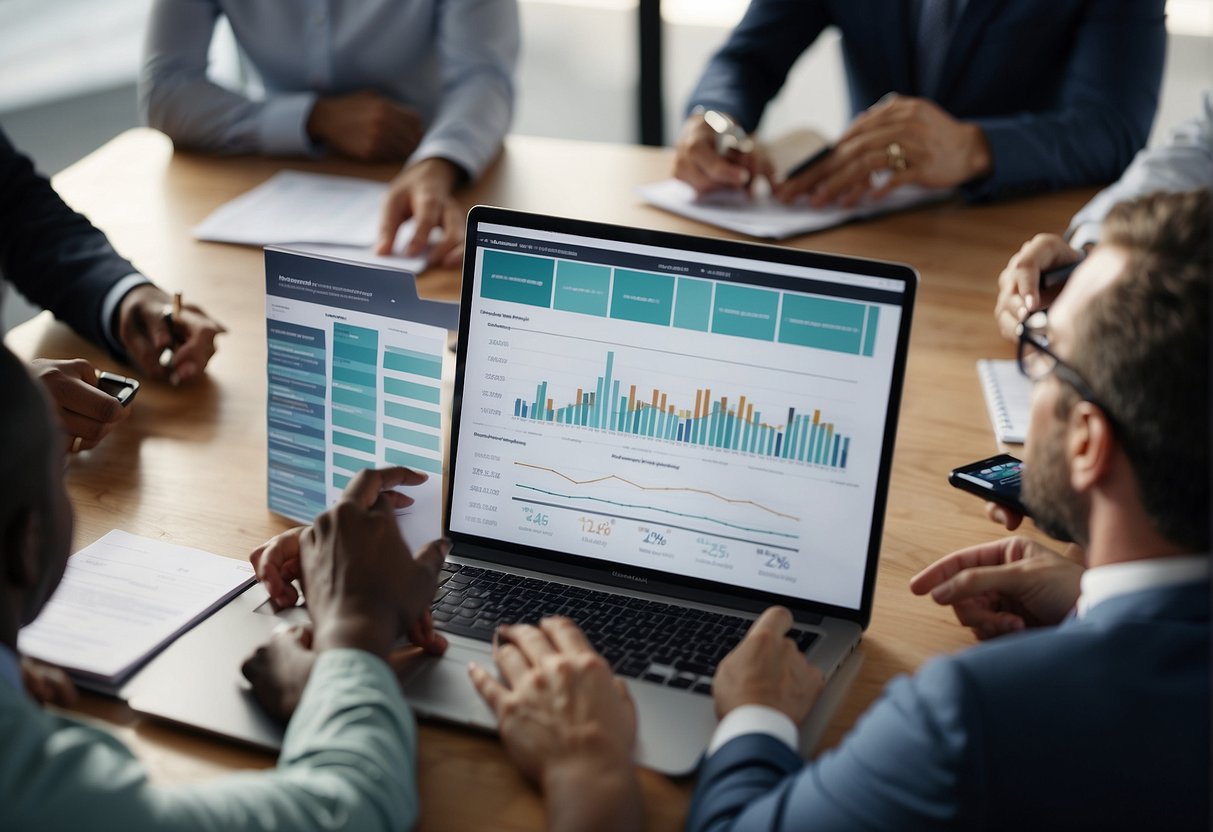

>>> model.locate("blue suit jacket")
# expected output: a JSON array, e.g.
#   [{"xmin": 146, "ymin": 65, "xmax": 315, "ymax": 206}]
[
  {"xmin": 687, "ymin": 0, "xmax": 1166, "ymax": 201},
  {"xmin": 0, "ymin": 128, "xmax": 137, "ymax": 351},
  {"xmin": 687, "ymin": 580, "xmax": 1211, "ymax": 831}
]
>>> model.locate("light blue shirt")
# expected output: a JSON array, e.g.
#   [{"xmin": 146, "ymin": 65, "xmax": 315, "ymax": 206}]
[
  {"xmin": 0, "ymin": 648, "xmax": 421, "ymax": 831},
  {"xmin": 139, "ymin": 0, "xmax": 519, "ymax": 179},
  {"xmin": 0, "ymin": 644, "xmax": 20, "ymax": 693}
]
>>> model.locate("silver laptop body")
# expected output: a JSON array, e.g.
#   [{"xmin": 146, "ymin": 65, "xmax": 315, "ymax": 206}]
[{"xmin": 129, "ymin": 207, "xmax": 915, "ymax": 776}]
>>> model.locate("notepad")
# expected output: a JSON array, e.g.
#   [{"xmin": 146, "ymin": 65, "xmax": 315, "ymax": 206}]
[
  {"xmin": 637, "ymin": 177, "xmax": 950, "ymax": 239},
  {"xmin": 17, "ymin": 530, "xmax": 255, "ymax": 695},
  {"xmin": 977, "ymin": 359, "xmax": 1034, "ymax": 444}
]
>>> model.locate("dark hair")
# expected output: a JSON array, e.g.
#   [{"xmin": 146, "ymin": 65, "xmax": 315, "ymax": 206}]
[{"xmin": 1071, "ymin": 189, "xmax": 1211, "ymax": 551}]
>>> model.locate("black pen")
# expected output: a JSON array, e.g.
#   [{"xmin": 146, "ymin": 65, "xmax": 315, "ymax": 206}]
[
  {"xmin": 1040, "ymin": 251, "xmax": 1087, "ymax": 291},
  {"xmin": 784, "ymin": 144, "xmax": 833, "ymax": 180}
]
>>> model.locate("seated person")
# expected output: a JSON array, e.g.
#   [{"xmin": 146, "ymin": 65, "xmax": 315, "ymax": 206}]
[
  {"xmin": 467, "ymin": 190, "xmax": 1211, "ymax": 830},
  {"xmin": 676, "ymin": 0, "xmax": 1165, "ymax": 208},
  {"xmin": 0, "ymin": 128, "xmax": 223, "ymax": 452},
  {"xmin": 0, "ymin": 354, "xmax": 450, "ymax": 830},
  {"xmin": 995, "ymin": 89, "xmax": 1213, "ymax": 339},
  {"xmin": 139, "ymin": 0, "xmax": 520, "ymax": 266}
]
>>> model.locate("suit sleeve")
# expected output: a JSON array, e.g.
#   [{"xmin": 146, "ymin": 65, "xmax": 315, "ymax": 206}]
[
  {"xmin": 139, "ymin": 0, "xmax": 319, "ymax": 156},
  {"xmin": 3, "ymin": 649, "xmax": 420, "ymax": 832},
  {"xmin": 686, "ymin": 659, "xmax": 985, "ymax": 832},
  {"xmin": 0, "ymin": 130, "xmax": 140, "ymax": 350},
  {"xmin": 685, "ymin": 0, "xmax": 831, "ymax": 132},
  {"xmin": 963, "ymin": 0, "xmax": 1166, "ymax": 201},
  {"xmin": 409, "ymin": 0, "xmax": 519, "ymax": 181}
]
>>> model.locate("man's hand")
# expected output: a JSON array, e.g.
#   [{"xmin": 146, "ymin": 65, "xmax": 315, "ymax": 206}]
[
  {"xmin": 673, "ymin": 113, "xmax": 774, "ymax": 195},
  {"xmin": 910, "ymin": 537, "xmax": 1084, "ymax": 640},
  {"xmin": 377, "ymin": 158, "xmax": 465, "ymax": 267},
  {"xmin": 241, "ymin": 623, "xmax": 317, "ymax": 721},
  {"xmin": 117, "ymin": 283, "xmax": 225, "ymax": 384},
  {"xmin": 306, "ymin": 90, "xmax": 424, "ymax": 162},
  {"xmin": 30, "ymin": 358, "xmax": 131, "ymax": 452},
  {"xmin": 21, "ymin": 656, "xmax": 78, "ymax": 707},
  {"xmin": 994, "ymin": 234, "xmax": 1084, "ymax": 341},
  {"xmin": 250, "ymin": 526, "xmax": 306, "ymax": 609},
  {"xmin": 469, "ymin": 618, "xmax": 641, "ymax": 832},
  {"xmin": 775, "ymin": 95, "xmax": 991, "ymax": 207},
  {"xmin": 713, "ymin": 606, "xmax": 823, "ymax": 723},
  {"xmin": 297, "ymin": 467, "xmax": 449, "ymax": 658}
]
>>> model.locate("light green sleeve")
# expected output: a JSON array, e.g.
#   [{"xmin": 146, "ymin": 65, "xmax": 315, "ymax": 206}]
[{"xmin": 0, "ymin": 648, "xmax": 419, "ymax": 832}]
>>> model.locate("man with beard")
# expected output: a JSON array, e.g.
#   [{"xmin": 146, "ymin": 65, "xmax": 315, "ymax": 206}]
[{"xmin": 466, "ymin": 190, "xmax": 1210, "ymax": 830}]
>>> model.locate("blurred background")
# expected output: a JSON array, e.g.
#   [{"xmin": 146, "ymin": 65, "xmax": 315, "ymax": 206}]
[{"xmin": 2, "ymin": 0, "xmax": 1210, "ymax": 330}]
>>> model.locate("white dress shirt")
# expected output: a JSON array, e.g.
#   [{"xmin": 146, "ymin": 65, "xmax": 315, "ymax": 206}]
[
  {"xmin": 139, "ymin": 0, "xmax": 519, "ymax": 179},
  {"xmin": 1067, "ymin": 89, "xmax": 1213, "ymax": 249}
]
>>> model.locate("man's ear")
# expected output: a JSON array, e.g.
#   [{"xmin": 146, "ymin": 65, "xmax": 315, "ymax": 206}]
[
  {"xmin": 1067, "ymin": 401, "xmax": 1115, "ymax": 494},
  {"xmin": 2, "ymin": 507, "xmax": 42, "ymax": 590}
]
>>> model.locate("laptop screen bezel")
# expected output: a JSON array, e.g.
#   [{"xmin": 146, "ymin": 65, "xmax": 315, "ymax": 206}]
[{"xmin": 445, "ymin": 205, "xmax": 917, "ymax": 629}]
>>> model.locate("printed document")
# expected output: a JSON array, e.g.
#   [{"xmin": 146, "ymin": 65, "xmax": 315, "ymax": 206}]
[{"xmin": 17, "ymin": 530, "xmax": 254, "ymax": 692}]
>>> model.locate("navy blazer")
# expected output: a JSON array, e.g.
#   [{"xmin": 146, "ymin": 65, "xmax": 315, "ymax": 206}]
[
  {"xmin": 686, "ymin": 580, "xmax": 1211, "ymax": 831},
  {"xmin": 0, "ymin": 128, "xmax": 138, "ymax": 351},
  {"xmin": 687, "ymin": 0, "xmax": 1166, "ymax": 200}
]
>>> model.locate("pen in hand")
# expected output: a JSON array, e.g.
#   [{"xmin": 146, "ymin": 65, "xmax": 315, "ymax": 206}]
[
  {"xmin": 159, "ymin": 292, "xmax": 184, "ymax": 384},
  {"xmin": 1040, "ymin": 251, "xmax": 1087, "ymax": 292}
]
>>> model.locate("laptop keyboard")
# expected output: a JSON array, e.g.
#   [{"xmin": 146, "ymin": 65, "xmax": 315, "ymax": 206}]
[{"xmin": 431, "ymin": 562, "xmax": 819, "ymax": 696}]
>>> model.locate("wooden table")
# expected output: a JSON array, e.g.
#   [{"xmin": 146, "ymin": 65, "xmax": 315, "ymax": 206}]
[{"xmin": 5, "ymin": 129, "xmax": 1093, "ymax": 830}]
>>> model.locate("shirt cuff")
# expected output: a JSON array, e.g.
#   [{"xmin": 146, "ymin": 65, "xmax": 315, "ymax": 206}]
[
  {"xmin": 257, "ymin": 92, "xmax": 322, "ymax": 157},
  {"xmin": 707, "ymin": 704, "xmax": 799, "ymax": 757},
  {"xmin": 100, "ymin": 273, "xmax": 153, "ymax": 356},
  {"xmin": 1065, "ymin": 221, "xmax": 1102, "ymax": 250}
]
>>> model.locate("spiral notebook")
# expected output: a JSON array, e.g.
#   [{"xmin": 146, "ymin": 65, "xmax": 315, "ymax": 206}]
[{"xmin": 977, "ymin": 359, "xmax": 1033, "ymax": 444}]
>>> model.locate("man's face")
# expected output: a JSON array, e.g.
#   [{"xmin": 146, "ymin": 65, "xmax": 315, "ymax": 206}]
[{"xmin": 1020, "ymin": 245, "xmax": 1127, "ymax": 547}]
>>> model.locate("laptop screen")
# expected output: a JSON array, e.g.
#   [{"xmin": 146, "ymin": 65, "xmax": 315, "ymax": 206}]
[{"xmin": 447, "ymin": 208, "xmax": 915, "ymax": 622}]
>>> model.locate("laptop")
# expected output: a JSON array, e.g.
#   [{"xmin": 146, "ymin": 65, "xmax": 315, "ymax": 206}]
[{"xmin": 129, "ymin": 207, "xmax": 916, "ymax": 775}]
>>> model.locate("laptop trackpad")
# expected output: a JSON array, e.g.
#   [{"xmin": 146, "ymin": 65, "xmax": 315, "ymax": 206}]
[{"xmin": 399, "ymin": 641, "xmax": 498, "ymax": 731}]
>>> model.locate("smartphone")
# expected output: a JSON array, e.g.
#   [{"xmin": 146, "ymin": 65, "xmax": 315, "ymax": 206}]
[
  {"xmin": 96, "ymin": 371, "xmax": 140, "ymax": 407},
  {"xmin": 948, "ymin": 453, "xmax": 1029, "ymax": 516}
]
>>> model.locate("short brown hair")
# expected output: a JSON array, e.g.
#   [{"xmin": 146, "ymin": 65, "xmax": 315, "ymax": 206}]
[{"xmin": 1070, "ymin": 189, "xmax": 1211, "ymax": 551}]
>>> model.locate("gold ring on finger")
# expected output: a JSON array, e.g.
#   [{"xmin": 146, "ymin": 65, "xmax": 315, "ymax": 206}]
[{"xmin": 886, "ymin": 141, "xmax": 908, "ymax": 172}]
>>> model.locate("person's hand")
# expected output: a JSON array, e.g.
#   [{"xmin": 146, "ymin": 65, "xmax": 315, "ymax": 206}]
[
  {"xmin": 21, "ymin": 656, "xmax": 78, "ymax": 707},
  {"xmin": 250, "ymin": 526, "xmax": 306, "ymax": 608},
  {"xmin": 241, "ymin": 623, "xmax": 317, "ymax": 721},
  {"xmin": 713, "ymin": 606, "xmax": 824, "ymax": 723},
  {"xmin": 673, "ymin": 113, "xmax": 774, "ymax": 195},
  {"xmin": 994, "ymin": 234, "xmax": 1083, "ymax": 341},
  {"xmin": 376, "ymin": 158, "xmax": 464, "ymax": 267},
  {"xmin": 298, "ymin": 467, "xmax": 449, "ymax": 658},
  {"xmin": 306, "ymin": 90, "xmax": 424, "ymax": 162},
  {"xmin": 775, "ymin": 95, "xmax": 991, "ymax": 207},
  {"xmin": 117, "ymin": 283, "xmax": 225, "ymax": 384},
  {"xmin": 469, "ymin": 618, "xmax": 642, "ymax": 832},
  {"xmin": 985, "ymin": 500, "xmax": 1026, "ymax": 531},
  {"xmin": 909, "ymin": 537, "xmax": 1084, "ymax": 640},
  {"xmin": 30, "ymin": 358, "xmax": 131, "ymax": 452}
]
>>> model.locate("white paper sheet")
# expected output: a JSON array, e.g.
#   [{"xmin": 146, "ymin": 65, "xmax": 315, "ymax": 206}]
[
  {"xmin": 192, "ymin": 170, "xmax": 430, "ymax": 272},
  {"xmin": 638, "ymin": 177, "xmax": 950, "ymax": 239},
  {"xmin": 18, "ymin": 530, "xmax": 255, "ymax": 684}
]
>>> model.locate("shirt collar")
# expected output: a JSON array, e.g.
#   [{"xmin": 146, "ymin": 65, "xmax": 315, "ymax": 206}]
[
  {"xmin": 1077, "ymin": 556, "xmax": 1209, "ymax": 618},
  {"xmin": 0, "ymin": 642, "xmax": 22, "ymax": 693}
]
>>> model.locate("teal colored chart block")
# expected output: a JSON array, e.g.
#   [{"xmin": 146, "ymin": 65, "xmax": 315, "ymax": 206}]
[
  {"xmin": 712, "ymin": 283, "xmax": 778, "ymax": 341},
  {"xmin": 333, "ymin": 431, "xmax": 375, "ymax": 454},
  {"xmin": 778, "ymin": 294, "xmax": 865, "ymax": 354},
  {"xmin": 554, "ymin": 261, "xmax": 610, "ymax": 317},
  {"xmin": 383, "ymin": 347, "xmax": 442, "ymax": 379},
  {"xmin": 385, "ymin": 423, "xmax": 441, "ymax": 451},
  {"xmin": 480, "ymin": 249, "xmax": 554, "ymax": 308},
  {"xmin": 385, "ymin": 448, "xmax": 443, "ymax": 474},
  {"xmin": 673, "ymin": 277, "xmax": 712, "ymax": 331},
  {"xmin": 384, "ymin": 377, "xmax": 441, "ymax": 404},
  {"xmin": 385, "ymin": 401, "xmax": 442, "ymax": 428},
  {"xmin": 610, "ymin": 269, "xmax": 674, "ymax": 325}
]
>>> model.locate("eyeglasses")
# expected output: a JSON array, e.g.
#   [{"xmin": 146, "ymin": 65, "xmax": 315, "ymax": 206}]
[{"xmin": 1016, "ymin": 309, "xmax": 1115, "ymax": 423}]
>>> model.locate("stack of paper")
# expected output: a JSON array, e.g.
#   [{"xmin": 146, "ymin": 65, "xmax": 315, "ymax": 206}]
[
  {"xmin": 193, "ymin": 170, "xmax": 430, "ymax": 273},
  {"xmin": 18, "ymin": 530, "xmax": 255, "ymax": 695}
]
